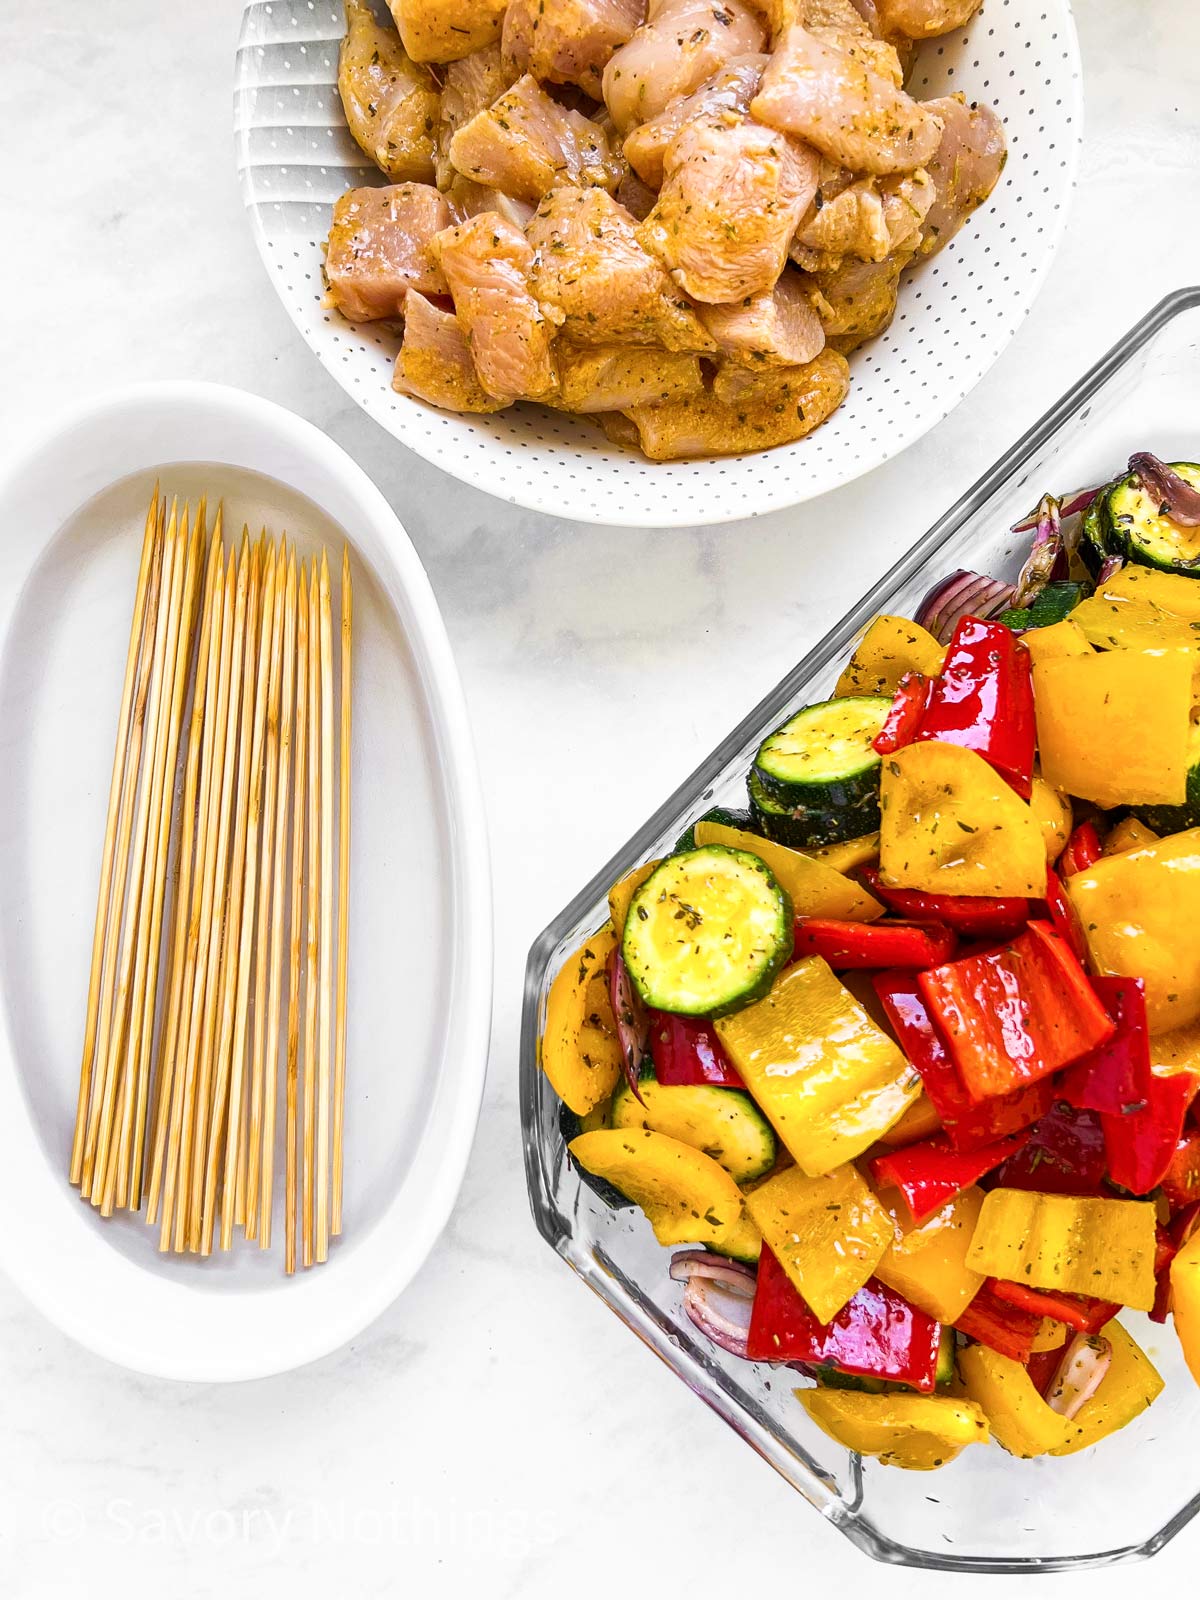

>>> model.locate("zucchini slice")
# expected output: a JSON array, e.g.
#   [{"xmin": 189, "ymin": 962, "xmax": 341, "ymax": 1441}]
[
  {"xmin": 751, "ymin": 696, "xmax": 890, "ymax": 846},
  {"xmin": 1106, "ymin": 463, "xmax": 1200, "ymax": 576},
  {"xmin": 749, "ymin": 768, "xmax": 881, "ymax": 850},
  {"xmin": 708, "ymin": 1206, "xmax": 763, "ymax": 1264},
  {"xmin": 610, "ymin": 1078, "xmax": 777, "ymax": 1183},
  {"xmin": 622, "ymin": 845, "xmax": 793, "ymax": 1018},
  {"xmin": 998, "ymin": 581, "xmax": 1085, "ymax": 632}
]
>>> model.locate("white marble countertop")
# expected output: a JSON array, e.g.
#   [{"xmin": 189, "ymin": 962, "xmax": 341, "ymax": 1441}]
[{"xmin": 3, "ymin": 2, "xmax": 1200, "ymax": 1595}]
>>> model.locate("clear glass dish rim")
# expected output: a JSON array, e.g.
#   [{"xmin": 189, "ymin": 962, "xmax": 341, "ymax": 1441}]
[{"xmin": 520, "ymin": 285, "xmax": 1200, "ymax": 1574}]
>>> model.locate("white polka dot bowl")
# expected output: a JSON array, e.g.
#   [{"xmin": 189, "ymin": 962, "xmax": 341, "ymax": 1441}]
[{"xmin": 234, "ymin": 0, "xmax": 1082, "ymax": 527}]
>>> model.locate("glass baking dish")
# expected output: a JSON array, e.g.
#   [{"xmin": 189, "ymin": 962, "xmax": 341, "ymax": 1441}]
[{"xmin": 520, "ymin": 288, "xmax": 1200, "ymax": 1573}]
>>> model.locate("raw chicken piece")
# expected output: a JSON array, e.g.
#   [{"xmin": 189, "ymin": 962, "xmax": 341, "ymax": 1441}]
[
  {"xmin": 623, "ymin": 55, "xmax": 766, "ymax": 187},
  {"xmin": 752, "ymin": 25, "xmax": 942, "ymax": 174},
  {"xmin": 873, "ymin": 0, "xmax": 983, "ymax": 38},
  {"xmin": 431, "ymin": 213, "xmax": 558, "ymax": 401},
  {"xmin": 502, "ymin": 0, "xmax": 646, "ymax": 98},
  {"xmin": 388, "ymin": 0, "xmax": 507, "ymax": 64},
  {"xmin": 698, "ymin": 269, "xmax": 825, "ymax": 365},
  {"xmin": 763, "ymin": 0, "xmax": 904, "ymax": 84},
  {"xmin": 812, "ymin": 251, "xmax": 908, "ymax": 350},
  {"xmin": 712, "ymin": 355, "xmax": 815, "ymax": 402},
  {"xmin": 593, "ymin": 411, "xmax": 643, "ymax": 447},
  {"xmin": 448, "ymin": 74, "xmax": 621, "ymax": 202},
  {"xmin": 434, "ymin": 44, "xmax": 516, "ymax": 188},
  {"xmin": 602, "ymin": 0, "xmax": 767, "ymax": 134},
  {"xmin": 324, "ymin": 183, "xmax": 451, "ymax": 322},
  {"xmin": 917, "ymin": 94, "xmax": 1006, "ymax": 257},
  {"xmin": 527, "ymin": 187, "xmax": 715, "ymax": 350},
  {"xmin": 638, "ymin": 115, "xmax": 819, "ymax": 303},
  {"xmin": 393, "ymin": 293, "xmax": 509, "ymax": 412},
  {"xmin": 445, "ymin": 175, "xmax": 536, "ymax": 230},
  {"xmin": 553, "ymin": 345, "xmax": 704, "ymax": 409},
  {"xmin": 790, "ymin": 168, "xmax": 933, "ymax": 270},
  {"xmin": 339, "ymin": 0, "xmax": 440, "ymax": 184},
  {"xmin": 626, "ymin": 347, "xmax": 850, "ymax": 457}
]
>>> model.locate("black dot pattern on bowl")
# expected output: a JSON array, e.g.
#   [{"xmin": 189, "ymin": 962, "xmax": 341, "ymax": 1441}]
[{"xmin": 233, "ymin": 0, "xmax": 1082, "ymax": 524}]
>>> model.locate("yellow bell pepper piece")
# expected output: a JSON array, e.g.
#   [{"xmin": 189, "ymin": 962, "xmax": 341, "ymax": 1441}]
[
  {"xmin": 878, "ymin": 742, "xmax": 1046, "ymax": 897},
  {"xmin": 1103, "ymin": 815, "xmax": 1159, "ymax": 856},
  {"xmin": 800, "ymin": 831, "xmax": 881, "ymax": 875},
  {"xmin": 744, "ymin": 1162, "xmax": 894, "ymax": 1322},
  {"xmin": 1051, "ymin": 1321, "xmax": 1164, "ymax": 1456},
  {"xmin": 1070, "ymin": 598, "xmax": 1200, "ymax": 656},
  {"xmin": 874, "ymin": 1185, "xmax": 986, "ymax": 1324},
  {"xmin": 834, "ymin": 614, "xmax": 946, "ymax": 698},
  {"xmin": 710, "ymin": 1203, "xmax": 763, "ymax": 1265},
  {"xmin": 1098, "ymin": 563, "xmax": 1200, "ymax": 620},
  {"xmin": 873, "ymin": 1092, "xmax": 943, "ymax": 1149},
  {"xmin": 1067, "ymin": 829, "xmax": 1200, "ymax": 1032},
  {"xmin": 967, "ymin": 1189, "xmax": 1158, "ymax": 1311},
  {"xmin": 692, "ymin": 821, "xmax": 883, "ymax": 921},
  {"xmin": 1020, "ymin": 618, "xmax": 1092, "ymax": 664},
  {"xmin": 608, "ymin": 860, "xmax": 660, "ymax": 937},
  {"xmin": 796, "ymin": 1389, "xmax": 989, "ymax": 1470},
  {"xmin": 1031, "ymin": 1318, "xmax": 1070, "ymax": 1353},
  {"xmin": 717, "ymin": 957, "xmax": 922, "ymax": 1175},
  {"xmin": 1032, "ymin": 650, "xmax": 1192, "ymax": 808},
  {"xmin": 1171, "ymin": 1225, "xmax": 1200, "ymax": 1384},
  {"xmin": 1029, "ymin": 773, "xmax": 1073, "ymax": 862},
  {"xmin": 569, "ymin": 1128, "xmax": 744, "ymax": 1247},
  {"xmin": 958, "ymin": 1345, "xmax": 1072, "ymax": 1457},
  {"xmin": 541, "ymin": 925, "xmax": 623, "ymax": 1116}
]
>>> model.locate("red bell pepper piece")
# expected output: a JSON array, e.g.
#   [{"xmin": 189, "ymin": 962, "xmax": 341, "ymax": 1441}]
[
  {"xmin": 1059, "ymin": 977, "xmax": 1149, "ymax": 1116},
  {"xmin": 859, "ymin": 867, "xmax": 1030, "ymax": 940},
  {"xmin": 918, "ymin": 922, "xmax": 1116, "ymax": 1101},
  {"xmin": 1026, "ymin": 1346, "xmax": 1066, "ymax": 1397},
  {"xmin": 1042, "ymin": 866, "xmax": 1088, "ymax": 965},
  {"xmin": 1102, "ymin": 1066, "xmax": 1198, "ymax": 1197},
  {"xmin": 988, "ymin": 1279, "xmax": 1118, "ymax": 1337},
  {"xmin": 648, "ymin": 1011, "xmax": 744, "ymax": 1088},
  {"xmin": 1150, "ymin": 1220, "xmax": 1190, "ymax": 1324},
  {"xmin": 746, "ymin": 1247, "xmax": 942, "ymax": 1392},
  {"xmin": 873, "ymin": 671, "xmax": 933, "ymax": 756},
  {"xmin": 988, "ymin": 1102, "xmax": 1109, "ymax": 1196},
  {"xmin": 872, "ymin": 971, "xmax": 1053, "ymax": 1153},
  {"xmin": 954, "ymin": 1280, "xmax": 1042, "ymax": 1363},
  {"xmin": 1161, "ymin": 1130, "xmax": 1200, "ymax": 1214},
  {"xmin": 1058, "ymin": 820, "xmax": 1103, "ymax": 878},
  {"xmin": 882, "ymin": 617, "xmax": 1037, "ymax": 798},
  {"xmin": 791, "ymin": 916, "xmax": 957, "ymax": 970},
  {"xmin": 868, "ymin": 1131, "xmax": 1027, "ymax": 1225}
]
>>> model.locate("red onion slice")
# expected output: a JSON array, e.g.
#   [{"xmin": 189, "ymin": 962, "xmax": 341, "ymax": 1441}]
[
  {"xmin": 1013, "ymin": 494, "xmax": 1063, "ymax": 607},
  {"xmin": 915, "ymin": 569, "xmax": 1015, "ymax": 645},
  {"xmin": 1012, "ymin": 486, "xmax": 1099, "ymax": 531},
  {"xmin": 670, "ymin": 1250, "xmax": 757, "ymax": 1292},
  {"xmin": 1097, "ymin": 553, "xmax": 1125, "ymax": 584},
  {"xmin": 609, "ymin": 950, "xmax": 650, "ymax": 1106},
  {"xmin": 1129, "ymin": 453, "xmax": 1200, "ymax": 527},
  {"xmin": 681, "ymin": 1276, "xmax": 755, "ymax": 1358},
  {"xmin": 1046, "ymin": 1333, "xmax": 1112, "ymax": 1420}
]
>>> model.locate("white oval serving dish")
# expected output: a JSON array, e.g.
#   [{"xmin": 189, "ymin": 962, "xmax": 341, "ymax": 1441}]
[
  {"xmin": 235, "ymin": 0, "xmax": 1082, "ymax": 527},
  {"xmin": 0, "ymin": 381, "xmax": 491, "ymax": 1380}
]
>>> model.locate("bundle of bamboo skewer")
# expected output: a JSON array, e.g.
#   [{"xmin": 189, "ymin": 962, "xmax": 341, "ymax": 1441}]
[{"xmin": 70, "ymin": 486, "xmax": 353, "ymax": 1272}]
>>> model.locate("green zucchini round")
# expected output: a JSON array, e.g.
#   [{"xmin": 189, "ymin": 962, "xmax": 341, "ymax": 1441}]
[
  {"xmin": 748, "ymin": 767, "xmax": 882, "ymax": 849},
  {"xmin": 750, "ymin": 696, "xmax": 890, "ymax": 847},
  {"xmin": 622, "ymin": 845, "xmax": 793, "ymax": 1018},
  {"xmin": 998, "ymin": 581, "xmax": 1086, "ymax": 632},
  {"xmin": 610, "ymin": 1078, "xmax": 776, "ymax": 1184},
  {"xmin": 1105, "ymin": 464, "xmax": 1200, "ymax": 577}
]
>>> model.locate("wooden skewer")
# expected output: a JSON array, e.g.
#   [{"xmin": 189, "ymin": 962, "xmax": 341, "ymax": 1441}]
[
  {"xmin": 145, "ymin": 516, "xmax": 221, "ymax": 1223},
  {"xmin": 81, "ymin": 500, "xmax": 166, "ymax": 1198},
  {"xmin": 302, "ymin": 559, "xmax": 322, "ymax": 1267},
  {"xmin": 235, "ymin": 535, "xmax": 268, "ymax": 1230},
  {"xmin": 225, "ymin": 541, "xmax": 279, "ymax": 1247},
  {"xmin": 90, "ymin": 500, "xmax": 178, "ymax": 1210},
  {"xmin": 258, "ymin": 544, "xmax": 297, "ymax": 1250},
  {"xmin": 155, "ymin": 539, "xmax": 225, "ymax": 1244},
  {"xmin": 71, "ymin": 484, "xmax": 160, "ymax": 1187},
  {"xmin": 284, "ymin": 563, "xmax": 309, "ymax": 1275},
  {"xmin": 186, "ymin": 537, "xmax": 250, "ymax": 1251},
  {"xmin": 315, "ymin": 551, "xmax": 335, "ymax": 1263},
  {"xmin": 332, "ymin": 546, "xmax": 352, "ymax": 1237}
]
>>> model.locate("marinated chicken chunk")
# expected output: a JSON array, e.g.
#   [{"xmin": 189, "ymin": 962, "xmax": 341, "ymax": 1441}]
[
  {"xmin": 431, "ymin": 213, "xmax": 558, "ymax": 401},
  {"xmin": 698, "ymin": 268, "xmax": 825, "ymax": 366},
  {"xmin": 752, "ymin": 25, "xmax": 943, "ymax": 174},
  {"xmin": 602, "ymin": 0, "xmax": 767, "ymax": 133},
  {"xmin": 503, "ymin": 0, "xmax": 646, "ymax": 98},
  {"xmin": 790, "ymin": 168, "xmax": 933, "ymax": 270},
  {"xmin": 626, "ymin": 347, "xmax": 850, "ymax": 457},
  {"xmin": 554, "ymin": 344, "xmax": 704, "ymax": 409},
  {"xmin": 812, "ymin": 251, "xmax": 908, "ymax": 350},
  {"xmin": 764, "ymin": 0, "xmax": 904, "ymax": 84},
  {"xmin": 623, "ymin": 55, "xmax": 766, "ymax": 188},
  {"xmin": 527, "ymin": 187, "xmax": 715, "ymax": 350},
  {"xmin": 873, "ymin": 0, "xmax": 983, "ymax": 38},
  {"xmin": 639, "ymin": 115, "xmax": 819, "ymax": 303},
  {"xmin": 324, "ymin": 183, "xmax": 451, "ymax": 322},
  {"xmin": 339, "ymin": 0, "xmax": 439, "ymax": 184},
  {"xmin": 388, "ymin": 0, "xmax": 507, "ymax": 64},
  {"xmin": 392, "ymin": 293, "xmax": 508, "ymax": 412},
  {"xmin": 448, "ymin": 73, "xmax": 621, "ymax": 202},
  {"xmin": 917, "ymin": 94, "xmax": 1006, "ymax": 257},
  {"xmin": 445, "ymin": 175, "xmax": 536, "ymax": 230},
  {"xmin": 434, "ymin": 44, "xmax": 516, "ymax": 188}
]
